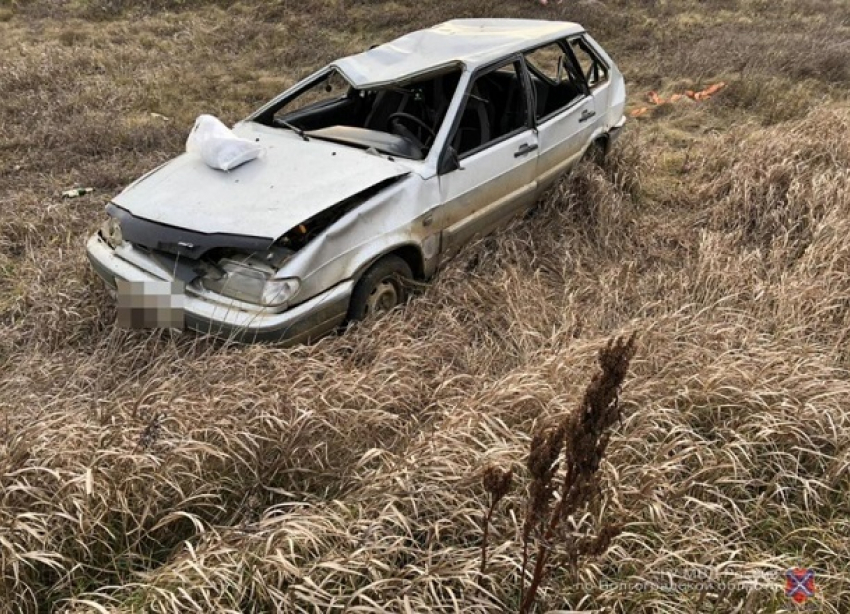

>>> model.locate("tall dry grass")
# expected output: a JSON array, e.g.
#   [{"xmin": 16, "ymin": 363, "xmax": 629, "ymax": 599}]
[{"xmin": 1, "ymin": 0, "xmax": 850, "ymax": 612}]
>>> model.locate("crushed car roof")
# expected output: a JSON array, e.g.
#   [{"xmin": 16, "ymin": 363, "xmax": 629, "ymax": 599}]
[{"xmin": 333, "ymin": 19, "xmax": 584, "ymax": 88}]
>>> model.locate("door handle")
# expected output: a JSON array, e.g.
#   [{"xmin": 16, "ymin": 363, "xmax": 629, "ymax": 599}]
[
  {"xmin": 579, "ymin": 109, "xmax": 597, "ymax": 123},
  {"xmin": 514, "ymin": 143, "xmax": 539, "ymax": 157}
]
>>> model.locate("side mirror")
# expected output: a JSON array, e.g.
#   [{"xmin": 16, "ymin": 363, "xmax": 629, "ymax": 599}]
[{"xmin": 438, "ymin": 146, "xmax": 462, "ymax": 174}]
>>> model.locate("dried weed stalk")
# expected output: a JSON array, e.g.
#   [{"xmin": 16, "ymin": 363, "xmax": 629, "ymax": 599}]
[
  {"xmin": 480, "ymin": 464, "xmax": 513, "ymax": 582},
  {"xmin": 517, "ymin": 333, "xmax": 637, "ymax": 613}
]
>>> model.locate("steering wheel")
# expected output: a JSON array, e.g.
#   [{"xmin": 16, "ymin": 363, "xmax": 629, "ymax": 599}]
[{"xmin": 388, "ymin": 112, "xmax": 436, "ymax": 145}]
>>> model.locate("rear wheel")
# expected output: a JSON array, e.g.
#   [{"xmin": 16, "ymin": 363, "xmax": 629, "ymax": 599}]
[
  {"xmin": 583, "ymin": 138, "xmax": 608, "ymax": 166},
  {"xmin": 348, "ymin": 255, "xmax": 413, "ymax": 321}
]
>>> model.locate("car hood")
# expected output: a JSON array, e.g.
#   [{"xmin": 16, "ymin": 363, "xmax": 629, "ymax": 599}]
[{"xmin": 113, "ymin": 122, "xmax": 410, "ymax": 239}]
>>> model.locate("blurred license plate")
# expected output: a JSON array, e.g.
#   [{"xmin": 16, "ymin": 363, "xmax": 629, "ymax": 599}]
[{"xmin": 115, "ymin": 279, "xmax": 185, "ymax": 329}]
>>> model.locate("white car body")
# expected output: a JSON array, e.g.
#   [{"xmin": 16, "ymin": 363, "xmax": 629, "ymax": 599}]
[{"xmin": 87, "ymin": 18, "xmax": 626, "ymax": 342}]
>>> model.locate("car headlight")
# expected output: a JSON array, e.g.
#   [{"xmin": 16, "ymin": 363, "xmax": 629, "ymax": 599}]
[
  {"xmin": 261, "ymin": 277, "xmax": 301, "ymax": 307},
  {"xmin": 199, "ymin": 257, "xmax": 300, "ymax": 308}
]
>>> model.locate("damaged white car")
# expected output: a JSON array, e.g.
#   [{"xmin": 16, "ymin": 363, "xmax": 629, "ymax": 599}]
[{"xmin": 87, "ymin": 18, "xmax": 626, "ymax": 343}]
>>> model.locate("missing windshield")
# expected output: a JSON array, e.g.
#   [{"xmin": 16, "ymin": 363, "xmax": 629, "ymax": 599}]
[{"xmin": 254, "ymin": 67, "xmax": 462, "ymax": 160}]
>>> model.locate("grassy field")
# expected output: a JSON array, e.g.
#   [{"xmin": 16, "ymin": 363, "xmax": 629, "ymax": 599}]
[{"xmin": 2, "ymin": 0, "xmax": 850, "ymax": 612}]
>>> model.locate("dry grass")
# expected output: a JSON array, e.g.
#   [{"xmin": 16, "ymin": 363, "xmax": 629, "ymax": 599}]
[{"xmin": 1, "ymin": 0, "xmax": 850, "ymax": 612}]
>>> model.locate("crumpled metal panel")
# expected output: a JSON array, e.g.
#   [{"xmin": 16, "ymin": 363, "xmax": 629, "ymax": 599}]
[{"xmin": 113, "ymin": 122, "xmax": 410, "ymax": 239}]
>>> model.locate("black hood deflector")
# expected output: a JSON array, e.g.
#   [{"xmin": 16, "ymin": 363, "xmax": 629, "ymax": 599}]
[{"xmin": 107, "ymin": 203, "xmax": 274, "ymax": 260}]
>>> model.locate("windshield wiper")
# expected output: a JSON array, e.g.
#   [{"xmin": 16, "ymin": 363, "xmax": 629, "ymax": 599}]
[{"xmin": 278, "ymin": 119, "xmax": 309, "ymax": 141}]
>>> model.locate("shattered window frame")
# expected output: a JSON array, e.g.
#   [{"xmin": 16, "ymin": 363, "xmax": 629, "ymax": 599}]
[{"xmin": 568, "ymin": 35, "xmax": 610, "ymax": 90}]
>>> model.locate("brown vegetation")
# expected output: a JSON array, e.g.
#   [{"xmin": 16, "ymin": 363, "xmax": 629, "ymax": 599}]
[
  {"xmin": 517, "ymin": 334, "xmax": 637, "ymax": 613},
  {"xmin": 1, "ymin": 0, "xmax": 849, "ymax": 612}
]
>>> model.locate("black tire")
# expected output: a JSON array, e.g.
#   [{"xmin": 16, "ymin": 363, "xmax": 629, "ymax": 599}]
[
  {"xmin": 347, "ymin": 255, "xmax": 413, "ymax": 321},
  {"xmin": 583, "ymin": 138, "xmax": 608, "ymax": 166}
]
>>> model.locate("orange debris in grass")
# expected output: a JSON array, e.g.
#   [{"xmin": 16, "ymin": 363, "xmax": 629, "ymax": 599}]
[
  {"xmin": 688, "ymin": 82, "xmax": 726, "ymax": 100},
  {"xmin": 629, "ymin": 82, "xmax": 726, "ymax": 118}
]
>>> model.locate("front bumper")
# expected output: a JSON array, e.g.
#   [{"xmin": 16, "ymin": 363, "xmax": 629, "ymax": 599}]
[{"xmin": 86, "ymin": 233, "xmax": 351, "ymax": 344}]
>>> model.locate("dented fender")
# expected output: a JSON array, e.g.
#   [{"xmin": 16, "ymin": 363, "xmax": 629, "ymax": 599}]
[{"xmin": 276, "ymin": 173, "xmax": 441, "ymax": 303}]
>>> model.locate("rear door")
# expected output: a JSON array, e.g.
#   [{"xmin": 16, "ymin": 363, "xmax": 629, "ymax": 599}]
[
  {"xmin": 436, "ymin": 58, "xmax": 538, "ymax": 259},
  {"xmin": 523, "ymin": 37, "xmax": 602, "ymax": 190},
  {"xmin": 569, "ymin": 35, "xmax": 612, "ymax": 119}
]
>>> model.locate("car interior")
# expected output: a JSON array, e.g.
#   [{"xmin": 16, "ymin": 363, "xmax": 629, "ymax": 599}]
[
  {"xmin": 450, "ymin": 63, "xmax": 529, "ymax": 156},
  {"xmin": 252, "ymin": 38, "xmax": 591, "ymax": 162},
  {"xmin": 449, "ymin": 47, "xmax": 587, "ymax": 156},
  {"xmin": 523, "ymin": 42, "xmax": 588, "ymax": 119},
  {"xmin": 254, "ymin": 68, "xmax": 463, "ymax": 161}
]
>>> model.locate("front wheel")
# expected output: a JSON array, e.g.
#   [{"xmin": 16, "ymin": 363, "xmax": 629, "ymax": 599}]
[{"xmin": 348, "ymin": 255, "xmax": 413, "ymax": 321}]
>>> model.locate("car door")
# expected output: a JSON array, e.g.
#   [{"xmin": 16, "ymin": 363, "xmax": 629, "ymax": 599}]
[
  {"xmin": 524, "ymin": 38, "xmax": 601, "ymax": 191},
  {"xmin": 569, "ymin": 35, "xmax": 612, "ymax": 122},
  {"xmin": 436, "ymin": 58, "xmax": 538, "ymax": 259}
]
